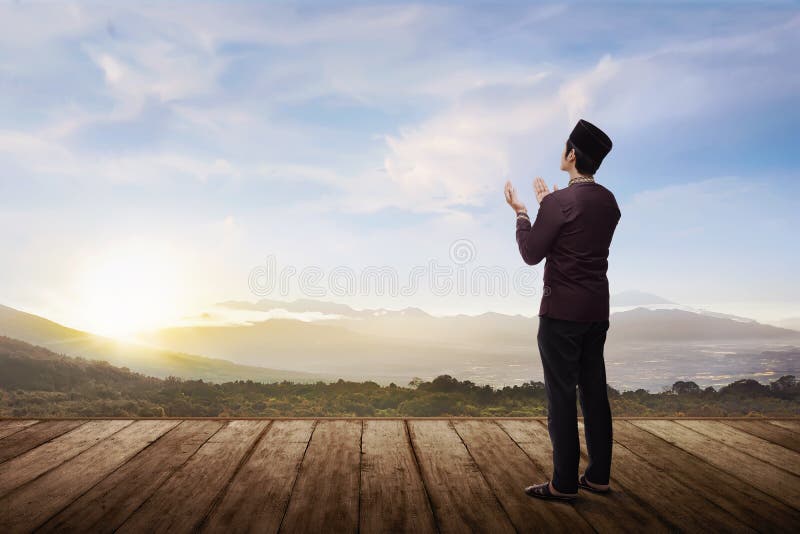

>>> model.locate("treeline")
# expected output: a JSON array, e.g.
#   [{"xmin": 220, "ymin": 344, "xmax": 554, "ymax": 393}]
[{"xmin": 1, "ymin": 336, "xmax": 798, "ymax": 417}]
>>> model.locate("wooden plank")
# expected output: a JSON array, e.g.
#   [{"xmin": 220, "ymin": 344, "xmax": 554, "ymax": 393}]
[
  {"xmin": 0, "ymin": 420, "xmax": 178, "ymax": 533},
  {"xmin": 722, "ymin": 419, "xmax": 800, "ymax": 453},
  {"xmin": 609, "ymin": 420, "xmax": 800, "ymax": 532},
  {"xmin": 499, "ymin": 419, "xmax": 671, "ymax": 534},
  {"xmin": 202, "ymin": 420, "xmax": 315, "ymax": 534},
  {"xmin": 769, "ymin": 420, "xmax": 800, "ymax": 434},
  {"xmin": 453, "ymin": 420, "xmax": 593, "ymax": 533},
  {"xmin": 0, "ymin": 420, "xmax": 38, "ymax": 440},
  {"xmin": 117, "ymin": 420, "xmax": 269, "ymax": 534},
  {"xmin": 632, "ymin": 419, "xmax": 800, "ymax": 510},
  {"xmin": 577, "ymin": 420, "xmax": 755, "ymax": 532},
  {"xmin": 359, "ymin": 420, "xmax": 437, "ymax": 534},
  {"xmin": 278, "ymin": 420, "xmax": 361, "ymax": 534},
  {"xmin": 40, "ymin": 420, "xmax": 223, "ymax": 534},
  {"xmin": 407, "ymin": 420, "xmax": 515, "ymax": 534},
  {"xmin": 676, "ymin": 420, "xmax": 800, "ymax": 476},
  {"xmin": 0, "ymin": 420, "xmax": 85, "ymax": 463},
  {"xmin": 0, "ymin": 420, "xmax": 131, "ymax": 497}
]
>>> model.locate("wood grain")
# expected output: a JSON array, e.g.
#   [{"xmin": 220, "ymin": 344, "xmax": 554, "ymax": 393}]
[
  {"xmin": 770, "ymin": 420, "xmax": 800, "ymax": 433},
  {"xmin": 278, "ymin": 420, "xmax": 362, "ymax": 534},
  {"xmin": 408, "ymin": 420, "xmax": 515, "ymax": 534},
  {"xmin": 722, "ymin": 419, "xmax": 800, "ymax": 453},
  {"xmin": 359, "ymin": 420, "xmax": 437, "ymax": 534},
  {"xmin": 0, "ymin": 420, "xmax": 85, "ymax": 463},
  {"xmin": 117, "ymin": 420, "xmax": 269, "ymax": 534},
  {"xmin": 499, "ymin": 419, "xmax": 670, "ymax": 534},
  {"xmin": 202, "ymin": 420, "xmax": 315, "ymax": 534},
  {"xmin": 0, "ymin": 420, "xmax": 178, "ymax": 533},
  {"xmin": 39, "ymin": 420, "xmax": 223, "ymax": 534},
  {"xmin": 0, "ymin": 420, "xmax": 38, "ymax": 440},
  {"xmin": 609, "ymin": 420, "xmax": 800, "ymax": 532},
  {"xmin": 454, "ymin": 419, "xmax": 593, "ymax": 533},
  {"xmin": 676, "ymin": 419, "xmax": 800, "ymax": 476},
  {"xmin": 577, "ymin": 420, "xmax": 754, "ymax": 532},
  {"xmin": 0, "ymin": 418, "xmax": 796, "ymax": 533},
  {"xmin": 0, "ymin": 420, "xmax": 131, "ymax": 497},
  {"xmin": 633, "ymin": 419, "xmax": 800, "ymax": 510}
]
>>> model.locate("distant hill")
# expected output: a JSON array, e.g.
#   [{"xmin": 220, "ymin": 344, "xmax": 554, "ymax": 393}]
[
  {"xmin": 609, "ymin": 307, "xmax": 800, "ymax": 342},
  {"xmin": 0, "ymin": 335, "xmax": 157, "ymax": 392},
  {"xmin": 139, "ymin": 298, "xmax": 800, "ymax": 373},
  {"xmin": 218, "ymin": 298, "xmax": 433, "ymax": 319},
  {"xmin": 4, "ymin": 299, "xmax": 799, "ymax": 389},
  {"xmin": 611, "ymin": 290, "xmax": 674, "ymax": 307},
  {"xmin": 609, "ymin": 291, "xmax": 771, "ymax": 325},
  {"xmin": 141, "ymin": 317, "xmax": 501, "ymax": 379},
  {"xmin": 776, "ymin": 317, "xmax": 800, "ymax": 331},
  {"xmin": 0, "ymin": 304, "xmax": 334, "ymax": 384},
  {"xmin": 219, "ymin": 297, "xmax": 800, "ymax": 343}
]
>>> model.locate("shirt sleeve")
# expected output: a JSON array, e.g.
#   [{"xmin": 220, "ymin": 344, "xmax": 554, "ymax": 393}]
[{"xmin": 515, "ymin": 194, "xmax": 565, "ymax": 265}]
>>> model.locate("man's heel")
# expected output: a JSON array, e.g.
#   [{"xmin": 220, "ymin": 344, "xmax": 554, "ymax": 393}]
[{"xmin": 578, "ymin": 474, "xmax": 611, "ymax": 493}]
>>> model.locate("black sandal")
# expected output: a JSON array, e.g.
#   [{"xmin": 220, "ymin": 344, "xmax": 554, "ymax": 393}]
[
  {"xmin": 524, "ymin": 480, "xmax": 578, "ymax": 501},
  {"xmin": 578, "ymin": 474, "xmax": 611, "ymax": 493}
]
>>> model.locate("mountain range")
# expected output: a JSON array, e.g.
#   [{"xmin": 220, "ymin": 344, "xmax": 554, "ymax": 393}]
[
  {"xmin": 1, "ymin": 292, "xmax": 798, "ymax": 389},
  {"xmin": 150, "ymin": 293, "xmax": 800, "ymax": 361},
  {"xmin": 0, "ymin": 304, "xmax": 335, "ymax": 384}
]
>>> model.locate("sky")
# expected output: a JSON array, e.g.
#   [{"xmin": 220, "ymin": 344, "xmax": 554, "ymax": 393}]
[{"xmin": 1, "ymin": 0, "xmax": 799, "ymax": 335}]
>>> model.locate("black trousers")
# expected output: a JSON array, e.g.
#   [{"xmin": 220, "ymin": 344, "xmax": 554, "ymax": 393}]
[{"xmin": 537, "ymin": 315, "xmax": 613, "ymax": 494}]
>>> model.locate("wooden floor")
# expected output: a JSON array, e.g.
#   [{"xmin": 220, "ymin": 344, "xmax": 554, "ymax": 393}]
[{"xmin": 0, "ymin": 418, "xmax": 798, "ymax": 533}]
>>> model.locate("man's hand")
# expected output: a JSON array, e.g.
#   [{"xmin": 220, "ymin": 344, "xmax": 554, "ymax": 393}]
[
  {"xmin": 504, "ymin": 180, "xmax": 526, "ymax": 213},
  {"xmin": 533, "ymin": 176, "xmax": 558, "ymax": 204}
]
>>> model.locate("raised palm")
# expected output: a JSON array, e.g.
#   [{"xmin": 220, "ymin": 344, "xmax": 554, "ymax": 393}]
[
  {"xmin": 504, "ymin": 180, "xmax": 526, "ymax": 212},
  {"xmin": 533, "ymin": 176, "xmax": 558, "ymax": 204}
]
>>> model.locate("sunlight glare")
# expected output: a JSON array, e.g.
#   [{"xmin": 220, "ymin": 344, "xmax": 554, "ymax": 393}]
[{"xmin": 74, "ymin": 239, "xmax": 186, "ymax": 338}]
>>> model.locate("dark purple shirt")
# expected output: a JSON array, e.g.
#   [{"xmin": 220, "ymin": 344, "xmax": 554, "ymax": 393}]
[{"xmin": 515, "ymin": 182, "xmax": 621, "ymax": 321}]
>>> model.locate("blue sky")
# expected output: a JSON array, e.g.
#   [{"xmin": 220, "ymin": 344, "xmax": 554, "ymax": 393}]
[{"xmin": 1, "ymin": 1, "xmax": 799, "ymax": 333}]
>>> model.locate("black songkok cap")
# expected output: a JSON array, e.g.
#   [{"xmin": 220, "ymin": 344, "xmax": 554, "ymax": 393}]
[{"xmin": 568, "ymin": 119, "xmax": 612, "ymax": 168}]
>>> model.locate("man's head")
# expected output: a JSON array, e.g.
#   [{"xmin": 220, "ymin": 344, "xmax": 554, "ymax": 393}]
[
  {"xmin": 560, "ymin": 139, "xmax": 598, "ymax": 175},
  {"xmin": 560, "ymin": 119, "xmax": 613, "ymax": 176}
]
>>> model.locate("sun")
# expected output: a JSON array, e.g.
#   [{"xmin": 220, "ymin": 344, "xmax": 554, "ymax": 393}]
[{"xmin": 74, "ymin": 239, "xmax": 186, "ymax": 338}]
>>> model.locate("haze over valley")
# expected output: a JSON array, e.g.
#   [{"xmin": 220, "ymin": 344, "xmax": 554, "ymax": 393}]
[{"xmin": 2, "ymin": 291, "xmax": 798, "ymax": 393}]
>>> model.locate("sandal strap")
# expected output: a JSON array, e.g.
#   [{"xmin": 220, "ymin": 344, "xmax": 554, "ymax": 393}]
[
  {"xmin": 580, "ymin": 474, "xmax": 609, "ymax": 492},
  {"xmin": 526, "ymin": 480, "xmax": 577, "ymax": 499}
]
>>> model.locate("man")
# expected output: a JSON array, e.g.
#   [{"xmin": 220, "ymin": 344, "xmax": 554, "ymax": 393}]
[{"xmin": 504, "ymin": 119, "xmax": 621, "ymax": 502}]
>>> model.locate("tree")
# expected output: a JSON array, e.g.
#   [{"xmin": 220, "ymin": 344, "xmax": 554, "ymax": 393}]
[
  {"xmin": 770, "ymin": 375, "xmax": 797, "ymax": 392},
  {"xmin": 408, "ymin": 377, "xmax": 424, "ymax": 389},
  {"xmin": 671, "ymin": 381, "xmax": 701, "ymax": 395},
  {"xmin": 719, "ymin": 379, "xmax": 768, "ymax": 397}
]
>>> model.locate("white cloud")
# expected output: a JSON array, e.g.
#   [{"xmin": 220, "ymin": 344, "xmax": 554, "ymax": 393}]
[
  {"xmin": 82, "ymin": 39, "xmax": 228, "ymax": 117},
  {"xmin": 1, "ymin": 0, "xmax": 799, "ymax": 322},
  {"xmin": 356, "ymin": 11, "xmax": 799, "ymax": 212},
  {"xmin": 0, "ymin": 128, "xmax": 241, "ymax": 185},
  {"xmin": 0, "ymin": 2, "xmax": 796, "ymax": 213}
]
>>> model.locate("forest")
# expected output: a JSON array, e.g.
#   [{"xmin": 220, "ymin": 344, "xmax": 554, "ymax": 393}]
[{"xmin": 1, "ymin": 336, "xmax": 798, "ymax": 417}]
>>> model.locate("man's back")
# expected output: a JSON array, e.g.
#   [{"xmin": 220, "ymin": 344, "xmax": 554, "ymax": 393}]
[
  {"xmin": 508, "ymin": 119, "xmax": 618, "ymax": 499},
  {"xmin": 515, "ymin": 181, "xmax": 621, "ymax": 321}
]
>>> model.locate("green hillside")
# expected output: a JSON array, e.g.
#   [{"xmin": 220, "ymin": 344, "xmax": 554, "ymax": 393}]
[
  {"xmin": 2, "ymin": 336, "xmax": 798, "ymax": 418},
  {"xmin": 0, "ymin": 304, "xmax": 333, "ymax": 384}
]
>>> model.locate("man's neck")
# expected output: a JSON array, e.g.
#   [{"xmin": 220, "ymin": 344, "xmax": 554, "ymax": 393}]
[{"xmin": 567, "ymin": 169, "xmax": 592, "ymax": 180}]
